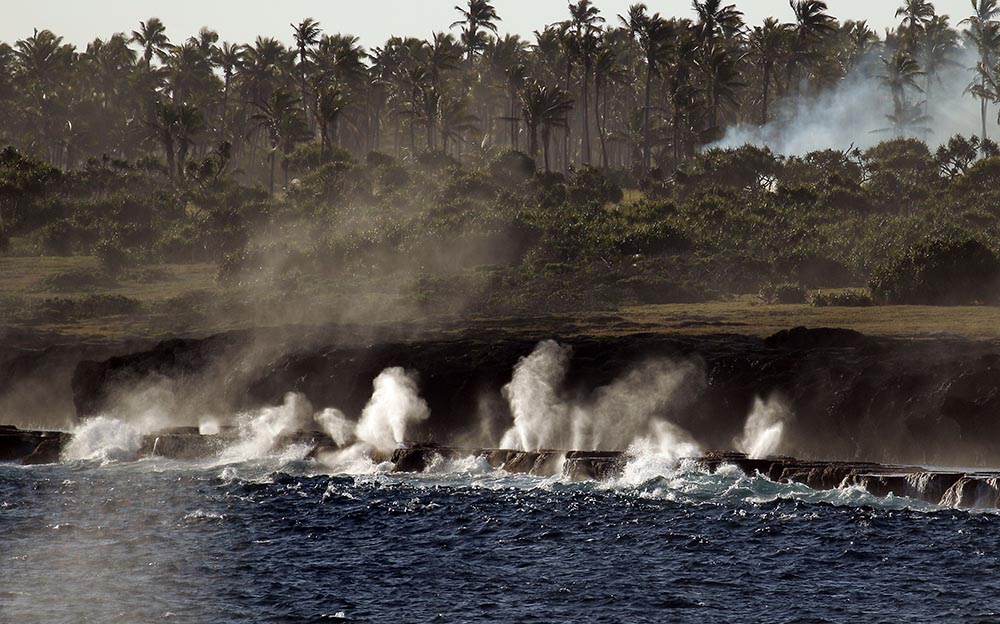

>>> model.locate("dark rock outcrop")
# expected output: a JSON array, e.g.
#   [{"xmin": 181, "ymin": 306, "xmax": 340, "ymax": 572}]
[
  {"xmin": 387, "ymin": 446, "xmax": 1000, "ymax": 509},
  {"xmin": 68, "ymin": 327, "xmax": 1000, "ymax": 467},
  {"xmin": 0, "ymin": 426, "xmax": 70, "ymax": 465}
]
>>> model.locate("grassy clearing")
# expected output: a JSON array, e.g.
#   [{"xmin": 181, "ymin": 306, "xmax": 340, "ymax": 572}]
[
  {"xmin": 1, "ymin": 256, "xmax": 998, "ymax": 343},
  {"xmin": 607, "ymin": 298, "xmax": 1000, "ymax": 340}
]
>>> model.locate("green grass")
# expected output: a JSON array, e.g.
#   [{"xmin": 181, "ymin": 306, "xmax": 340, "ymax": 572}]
[{"xmin": 2, "ymin": 255, "xmax": 999, "ymax": 344}]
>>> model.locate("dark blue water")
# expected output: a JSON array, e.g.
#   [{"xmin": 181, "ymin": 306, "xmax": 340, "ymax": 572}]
[{"xmin": 2, "ymin": 458, "xmax": 1000, "ymax": 624}]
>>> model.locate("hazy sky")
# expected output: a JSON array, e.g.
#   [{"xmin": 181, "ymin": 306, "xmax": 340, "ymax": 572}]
[{"xmin": 2, "ymin": 1, "xmax": 976, "ymax": 50}]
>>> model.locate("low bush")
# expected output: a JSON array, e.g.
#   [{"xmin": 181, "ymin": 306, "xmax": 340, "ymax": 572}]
[
  {"xmin": 37, "ymin": 269, "xmax": 118, "ymax": 292},
  {"xmin": 759, "ymin": 281, "xmax": 807, "ymax": 304},
  {"xmin": 35, "ymin": 294, "xmax": 142, "ymax": 320},
  {"xmin": 809, "ymin": 289, "xmax": 875, "ymax": 307},
  {"xmin": 868, "ymin": 237, "xmax": 1000, "ymax": 305}
]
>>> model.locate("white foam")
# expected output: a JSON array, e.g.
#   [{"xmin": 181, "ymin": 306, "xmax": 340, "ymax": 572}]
[
  {"xmin": 355, "ymin": 368, "xmax": 430, "ymax": 452},
  {"xmin": 61, "ymin": 416, "xmax": 143, "ymax": 463}
]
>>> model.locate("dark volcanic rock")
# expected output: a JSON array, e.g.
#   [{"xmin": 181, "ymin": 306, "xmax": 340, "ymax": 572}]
[
  {"xmin": 0, "ymin": 426, "xmax": 69, "ymax": 465},
  {"xmin": 68, "ymin": 327, "xmax": 1000, "ymax": 467}
]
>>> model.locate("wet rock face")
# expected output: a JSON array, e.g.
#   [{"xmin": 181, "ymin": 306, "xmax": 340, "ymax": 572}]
[
  {"xmin": 69, "ymin": 327, "xmax": 1000, "ymax": 467},
  {"xmin": 0, "ymin": 426, "xmax": 70, "ymax": 464},
  {"xmin": 387, "ymin": 446, "xmax": 1000, "ymax": 509}
]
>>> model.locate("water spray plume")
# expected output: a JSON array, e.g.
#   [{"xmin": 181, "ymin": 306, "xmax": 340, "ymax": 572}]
[
  {"xmin": 737, "ymin": 396, "xmax": 789, "ymax": 459},
  {"xmin": 355, "ymin": 367, "xmax": 430, "ymax": 452}
]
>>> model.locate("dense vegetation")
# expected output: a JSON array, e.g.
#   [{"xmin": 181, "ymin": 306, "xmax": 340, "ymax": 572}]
[
  {"xmin": 2, "ymin": 1, "xmax": 1000, "ymax": 178},
  {"xmin": 3, "ymin": 133, "xmax": 1000, "ymax": 318},
  {"xmin": 3, "ymin": 0, "xmax": 1000, "ymax": 326}
]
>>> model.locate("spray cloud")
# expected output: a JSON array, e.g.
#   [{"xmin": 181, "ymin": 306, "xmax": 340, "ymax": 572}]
[
  {"xmin": 498, "ymin": 340, "xmax": 703, "ymax": 455},
  {"xmin": 736, "ymin": 395, "xmax": 791, "ymax": 459}
]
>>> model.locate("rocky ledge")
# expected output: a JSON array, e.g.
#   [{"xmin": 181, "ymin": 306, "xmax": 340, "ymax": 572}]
[
  {"xmin": 4, "ymin": 427, "xmax": 1000, "ymax": 509},
  {"xmin": 67, "ymin": 327, "xmax": 1000, "ymax": 467},
  {"xmin": 390, "ymin": 445, "xmax": 1000, "ymax": 509}
]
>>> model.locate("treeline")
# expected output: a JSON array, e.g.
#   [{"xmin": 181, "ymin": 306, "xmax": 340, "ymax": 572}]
[
  {"xmin": 3, "ymin": 134, "xmax": 1000, "ymax": 312},
  {"xmin": 3, "ymin": 0, "xmax": 1000, "ymax": 189}
]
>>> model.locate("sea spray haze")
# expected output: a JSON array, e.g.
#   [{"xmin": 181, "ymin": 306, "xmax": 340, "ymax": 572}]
[
  {"xmin": 8, "ymin": 1, "xmax": 1000, "ymax": 622},
  {"xmin": 499, "ymin": 340, "xmax": 704, "ymax": 453}
]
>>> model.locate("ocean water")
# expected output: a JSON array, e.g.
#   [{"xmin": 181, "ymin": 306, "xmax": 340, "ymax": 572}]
[{"xmin": 3, "ymin": 453, "xmax": 1000, "ymax": 624}]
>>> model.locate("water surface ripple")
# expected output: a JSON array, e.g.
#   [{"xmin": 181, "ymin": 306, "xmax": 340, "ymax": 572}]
[{"xmin": 2, "ymin": 460, "xmax": 998, "ymax": 623}]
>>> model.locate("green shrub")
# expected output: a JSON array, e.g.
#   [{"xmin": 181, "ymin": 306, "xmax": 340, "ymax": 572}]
[
  {"xmin": 809, "ymin": 289, "xmax": 875, "ymax": 307},
  {"xmin": 94, "ymin": 238, "xmax": 131, "ymax": 276},
  {"xmin": 568, "ymin": 166, "xmax": 623, "ymax": 205},
  {"xmin": 488, "ymin": 150, "xmax": 536, "ymax": 185},
  {"xmin": 759, "ymin": 281, "xmax": 807, "ymax": 304},
  {"xmin": 37, "ymin": 269, "xmax": 118, "ymax": 292},
  {"xmin": 35, "ymin": 294, "xmax": 141, "ymax": 320},
  {"xmin": 868, "ymin": 237, "xmax": 1000, "ymax": 305}
]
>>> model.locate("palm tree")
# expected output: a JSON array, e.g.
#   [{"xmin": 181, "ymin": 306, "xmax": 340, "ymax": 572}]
[
  {"xmin": 621, "ymin": 4, "xmax": 671, "ymax": 171},
  {"xmin": 693, "ymin": 0, "xmax": 745, "ymax": 42},
  {"xmin": 251, "ymin": 88, "xmax": 308, "ymax": 193},
  {"xmin": 188, "ymin": 27, "xmax": 219, "ymax": 56},
  {"xmin": 962, "ymin": 0, "xmax": 1000, "ymax": 140},
  {"xmin": 316, "ymin": 83, "xmax": 348, "ymax": 159},
  {"xmin": 665, "ymin": 27, "xmax": 699, "ymax": 165},
  {"xmin": 292, "ymin": 18, "xmax": 322, "ymax": 128},
  {"xmin": 519, "ymin": 82, "xmax": 574, "ymax": 171},
  {"xmin": 698, "ymin": 43, "xmax": 745, "ymax": 138},
  {"xmin": 486, "ymin": 35, "xmax": 529, "ymax": 149},
  {"xmin": 566, "ymin": 0, "xmax": 605, "ymax": 166},
  {"xmin": 787, "ymin": 0, "xmax": 835, "ymax": 94},
  {"xmin": 879, "ymin": 50, "xmax": 928, "ymax": 136},
  {"xmin": 896, "ymin": 0, "xmax": 936, "ymax": 32},
  {"xmin": 131, "ymin": 18, "xmax": 170, "ymax": 66},
  {"xmin": 438, "ymin": 96, "xmax": 478, "ymax": 154},
  {"xmin": 147, "ymin": 99, "xmax": 180, "ymax": 177},
  {"xmin": 13, "ymin": 29, "xmax": 77, "ymax": 161},
  {"xmin": 748, "ymin": 18, "xmax": 791, "ymax": 126},
  {"xmin": 841, "ymin": 20, "xmax": 880, "ymax": 72},
  {"xmin": 175, "ymin": 103, "xmax": 205, "ymax": 177},
  {"xmin": 312, "ymin": 34, "xmax": 367, "ymax": 151},
  {"xmin": 451, "ymin": 0, "xmax": 501, "ymax": 66},
  {"xmin": 920, "ymin": 16, "xmax": 960, "ymax": 107},
  {"xmin": 214, "ymin": 42, "xmax": 243, "ymax": 138},
  {"xmin": 164, "ymin": 42, "xmax": 216, "ymax": 105}
]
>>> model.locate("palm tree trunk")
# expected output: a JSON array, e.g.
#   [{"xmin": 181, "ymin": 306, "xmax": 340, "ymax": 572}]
[
  {"xmin": 983, "ymin": 95, "xmax": 989, "ymax": 141},
  {"xmin": 563, "ymin": 62, "xmax": 572, "ymax": 172},
  {"xmin": 268, "ymin": 149, "xmax": 275, "ymax": 195},
  {"xmin": 542, "ymin": 126, "xmax": 551, "ymax": 172},
  {"xmin": 528, "ymin": 121, "xmax": 539, "ymax": 161},
  {"xmin": 582, "ymin": 65, "xmax": 592, "ymax": 166},
  {"xmin": 597, "ymin": 79, "xmax": 609, "ymax": 169},
  {"xmin": 643, "ymin": 62, "xmax": 652, "ymax": 171},
  {"xmin": 761, "ymin": 63, "xmax": 770, "ymax": 127},
  {"xmin": 510, "ymin": 88, "xmax": 517, "ymax": 149}
]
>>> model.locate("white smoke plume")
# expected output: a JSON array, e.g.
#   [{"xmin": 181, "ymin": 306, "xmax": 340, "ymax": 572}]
[{"xmin": 712, "ymin": 49, "xmax": 984, "ymax": 156}]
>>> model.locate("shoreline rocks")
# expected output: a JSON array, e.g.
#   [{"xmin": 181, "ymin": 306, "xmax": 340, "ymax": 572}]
[{"xmin": 4, "ymin": 426, "xmax": 1000, "ymax": 509}]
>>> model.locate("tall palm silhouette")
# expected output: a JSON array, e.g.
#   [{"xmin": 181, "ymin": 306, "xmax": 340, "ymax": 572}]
[
  {"xmin": 787, "ymin": 0, "xmax": 835, "ymax": 95},
  {"xmin": 961, "ymin": 0, "xmax": 1000, "ymax": 140},
  {"xmin": 251, "ymin": 88, "xmax": 308, "ymax": 194},
  {"xmin": 292, "ymin": 18, "xmax": 322, "ymax": 129},
  {"xmin": 451, "ymin": 0, "xmax": 501, "ymax": 66},
  {"xmin": 131, "ymin": 18, "xmax": 170, "ymax": 66},
  {"xmin": 519, "ymin": 82, "xmax": 573, "ymax": 171},
  {"xmin": 566, "ymin": 0, "xmax": 604, "ymax": 166},
  {"xmin": 622, "ymin": 4, "xmax": 671, "ymax": 171},
  {"xmin": 748, "ymin": 18, "xmax": 791, "ymax": 126}
]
